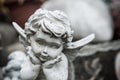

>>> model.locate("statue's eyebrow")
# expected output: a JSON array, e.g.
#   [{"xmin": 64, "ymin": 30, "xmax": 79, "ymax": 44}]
[{"xmin": 36, "ymin": 38, "xmax": 61, "ymax": 47}]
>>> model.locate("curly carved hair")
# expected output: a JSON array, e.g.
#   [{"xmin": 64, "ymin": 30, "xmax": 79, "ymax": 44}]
[{"xmin": 24, "ymin": 9, "xmax": 73, "ymax": 43}]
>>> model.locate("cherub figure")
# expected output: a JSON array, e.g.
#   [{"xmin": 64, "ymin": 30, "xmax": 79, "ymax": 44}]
[{"xmin": 12, "ymin": 9, "xmax": 95, "ymax": 80}]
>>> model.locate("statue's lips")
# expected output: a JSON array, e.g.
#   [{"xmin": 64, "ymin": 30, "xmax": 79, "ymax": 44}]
[{"xmin": 35, "ymin": 52, "xmax": 52, "ymax": 62}]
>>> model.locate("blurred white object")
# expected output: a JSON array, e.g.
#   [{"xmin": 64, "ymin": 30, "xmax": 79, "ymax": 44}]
[
  {"xmin": 115, "ymin": 52, "xmax": 120, "ymax": 80},
  {"xmin": 2, "ymin": 51, "xmax": 26, "ymax": 80},
  {"xmin": 41, "ymin": 0, "xmax": 113, "ymax": 42}
]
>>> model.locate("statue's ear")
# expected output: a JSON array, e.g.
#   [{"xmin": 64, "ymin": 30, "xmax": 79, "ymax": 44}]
[
  {"xmin": 12, "ymin": 22, "xmax": 29, "ymax": 47},
  {"xmin": 65, "ymin": 34, "xmax": 95, "ymax": 49},
  {"xmin": 12, "ymin": 22, "xmax": 27, "ymax": 40}
]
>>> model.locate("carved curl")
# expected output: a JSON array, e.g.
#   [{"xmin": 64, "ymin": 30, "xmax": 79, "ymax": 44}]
[{"xmin": 24, "ymin": 9, "xmax": 73, "ymax": 43}]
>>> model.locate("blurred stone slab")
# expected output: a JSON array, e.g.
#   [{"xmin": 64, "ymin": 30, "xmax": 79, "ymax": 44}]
[
  {"xmin": 0, "ymin": 68, "xmax": 3, "ymax": 80},
  {"xmin": 73, "ymin": 40, "xmax": 120, "ymax": 80},
  {"xmin": 79, "ymin": 40, "xmax": 120, "ymax": 56}
]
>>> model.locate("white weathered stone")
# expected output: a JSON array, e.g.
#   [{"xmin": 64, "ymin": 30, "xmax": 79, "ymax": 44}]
[{"xmin": 4, "ymin": 9, "xmax": 94, "ymax": 80}]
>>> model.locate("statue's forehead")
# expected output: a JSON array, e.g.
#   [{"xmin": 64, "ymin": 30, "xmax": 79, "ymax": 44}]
[{"xmin": 33, "ymin": 30, "xmax": 62, "ymax": 45}]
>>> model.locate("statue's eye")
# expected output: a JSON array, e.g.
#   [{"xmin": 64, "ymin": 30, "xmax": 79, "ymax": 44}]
[
  {"xmin": 36, "ymin": 39, "xmax": 45, "ymax": 45},
  {"xmin": 49, "ymin": 43, "xmax": 61, "ymax": 49},
  {"xmin": 50, "ymin": 45, "xmax": 58, "ymax": 49}
]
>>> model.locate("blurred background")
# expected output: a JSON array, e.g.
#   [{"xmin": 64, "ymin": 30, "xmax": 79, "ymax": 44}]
[{"xmin": 0, "ymin": 0, "xmax": 120, "ymax": 80}]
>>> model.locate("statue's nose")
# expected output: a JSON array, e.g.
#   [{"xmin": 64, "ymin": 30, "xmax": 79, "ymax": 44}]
[{"xmin": 42, "ymin": 46, "xmax": 48, "ymax": 56}]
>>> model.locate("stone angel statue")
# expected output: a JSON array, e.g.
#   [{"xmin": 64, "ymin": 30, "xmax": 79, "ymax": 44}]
[{"xmin": 3, "ymin": 9, "xmax": 95, "ymax": 80}]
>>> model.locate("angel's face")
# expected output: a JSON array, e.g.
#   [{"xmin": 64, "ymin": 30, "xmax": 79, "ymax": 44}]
[{"xmin": 30, "ymin": 29, "xmax": 63, "ymax": 61}]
